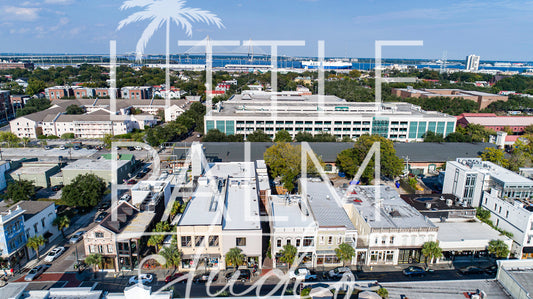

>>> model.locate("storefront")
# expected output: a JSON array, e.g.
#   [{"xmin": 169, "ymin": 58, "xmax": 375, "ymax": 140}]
[
  {"xmin": 369, "ymin": 249, "xmax": 397, "ymax": 265},
  {"xmin": 181, "ymin": 254, "xmax": 221, "ymax": 271},
  {"xmin": 398, "ymin": 248, "xmax": 422, "ymax": 264},
  {"xmin": 275, "ymin": 252, "xmax": 313, "ymax": 268},
  {"xmin": 316, "ymin": 251, "xmax": 341, "ymax": 266},
  {"xmin": 522, "ymin": 247, "xmax": 533, "ymax": 259}
]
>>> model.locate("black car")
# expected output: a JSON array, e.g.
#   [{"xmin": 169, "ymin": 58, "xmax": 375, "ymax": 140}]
[
  {"xmin": 51, "ymin": 185, "xmax": 63, "ymax": 191},
  {"xmin": 194, "ymin": 272, "xmax": 219, "ymax": 283},
  {"xmin": 95, "ymin": 212, "xmax": 108, "ymax": 223},
  {"xmin": 485, "ymin": 265, "xmax": 498, "ymax": 275},
  {"xmin": 136, "ymin": 172, "xmax": 146, "ymax": 179},
  {"xmin": 402, "ymin": 266, "xmax": 426, "ymax": 277},
  {"xmin": 98, "ymin": 202, "xmax": 110, "ymax": 211},
  {"xmin": 226, "ymin": 269, "xmax": 251, "ymax": 282},
  {"xmin": 127, "ymin": 146, "xmax": 135, "ymax": 151},
  {"xmin": 86, "ymin": 145, "xmax": 94, "ymax": 150},
  {"xmin": 458, "ymin": 266, "xmax": 484, "ymax": 275}
]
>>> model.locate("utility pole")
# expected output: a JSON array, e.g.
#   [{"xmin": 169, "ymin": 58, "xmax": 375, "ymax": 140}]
[{"xmin": 403, "ymin": 155, "xmax": 410, "ymax": 175}]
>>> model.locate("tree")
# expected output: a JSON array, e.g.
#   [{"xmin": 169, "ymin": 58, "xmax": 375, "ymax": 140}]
[
  {"xmin": 335, "ymin": 243, "xmax": 355, "ymax": 266},
  {"xmin": 274, "ymin": 130, "xmax": 292, "ymax": 142},
  {"xmin": 61, "ymin": 133, "xmax": 75, "ymax": 139},
  {"xmin": 61, "ymin": 173, "xmax": 107, "ymax": 208},
  {"xmin": 27, "ymin": 235, "xmax": 45, "ymax": 259},
  {"xmin": 421, "ymin": 241, "xmax": 443, "ymax": 265},
  {"xmin": 480, "ymin": 147, "xmax": 509, "ymax": 168},
  {"xmin": 264, "ymin": 142, "xmax": 323, "ymax": 192},
  {"xmin": 336, "ymin": 134, "xmax": 403, "ymax": 184},
  {"xmin": 377, "ymin": 287, "xmax": 389, "ymax": 298},
  {"xmin": 66, "ymin": 105, "xmax": 84, "ymax": 115},
  {"xmin": 246, "ymin": 130, "xmax": 272, "ymax": 142},
  {"xmin": 225, "ymin": 247, "xmax": 245, "ymax": 268},
  {"xmin": 422, "ymin": 131, "xmax": 445, "ymax": 143},
  {"xmin": 6, "ymin": 179, "xmax": 35, "ymax": 203},
  {"xmin": 313, "ymin": 132, "xmax": 337, "ymax": 142},
  {"xmin": 53, "ymin": 215, "xmax": 70, "ymax": 238},
  {"xmin": 0, "ymin": 132, "xmax": 20, "ymax": 147},
  {"xmin": 488, "ymin": 239, "xmax": 510, "ymax": 258},
  {"xmin": 445, "ymin": 132, "xmax": 473, "ymax": 143},
  {"xmin": 202, "ymin": 129, "xmax": 228, "ymax": 142},
  {"xmin": 26, "ymin": 79, "xmax": 46, "ymax": 96},
  {"xmin": 85, "ymin": 253, "xmax": 104, "ymax": 275},
  {"xmin": 147, "ymin": 221, "xmax": 171, "ymax": 251},
  {"xmin": 476, "ymin": 207, "xmax": 491, "ymax": 222},
  {"xmin": 279, "ymin": 244, "xmax": 297, "ymax": 267},
  {"xmin": 21, "ymin": 137, "xmax": 30, "ymax": 148},
  {"xmin": 158, "ymin": 241, "xmax": 181, "ymax": 270},
  {"xmin": 102, "ymin": 134, "xmax": 113, "ymax": 149},
  {"xmin": 294, "ymin": 132, "xmax": 315, "ymax": 142}
]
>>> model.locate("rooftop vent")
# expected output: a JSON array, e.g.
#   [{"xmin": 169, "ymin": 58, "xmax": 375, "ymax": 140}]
[{"xmin": 446, "ymin": 199, "xmax": 453, "ymax": 207}]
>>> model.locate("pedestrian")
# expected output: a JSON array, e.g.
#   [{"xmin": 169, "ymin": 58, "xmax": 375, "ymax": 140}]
[{"xmin": 10, "ymin": 268, "xmax": 13, "ymax": 276}]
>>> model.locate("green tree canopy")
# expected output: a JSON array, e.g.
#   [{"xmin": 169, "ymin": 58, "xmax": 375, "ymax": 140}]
[
  {"xmin": 0, "ymin": 132, "xmax": 20, "ymax": 147},
  {"xmin": 279, "ymin": 244, "xmax": 297, "ymax": 266},
  {"xmin": 488, "ymin": 239, "xmax": 510, "ymax": 258},
  {"xmin": 61, "ymin": 173, "xmax": 107, "ymax": 208},
  {"xmin": 65, "ymin": 105, "xmax": 85, "ymax": 115},
  {"xmin": 85, "ymin": 253, "xmax": 104, "ymax": 273},
  {"xmin": 336, "ymin": 134, "xmax": 404, "ymax": 184},
  {"xmin": 421, "ymin": 241, "xmax": 443, "ymax": 264},
  {"xmin": 147, "ymin": 221, "xmax": 172, "ymax": 251},
  {"xmin": 225, "ymin": 247, "xmax": 245, "ymax": 268},
  {"xmin": 294, "ymin": 132, "xmax": 315, "ymax": 142},
  {"xmin": 53, "ymin": 215, "xmax": 70, "ymax": 237},
  {"xmin": 274, "ymin": 130, "xmax": 293, "ymax": 142},
  {"xmin": 27, "ymin": 235, "xmax": 45, "ymax": 259},
  {"xmin": 26, "ymin": 79, "xmax": 46, "ymax": 96},
  {"xmin": 335, "ymin": 243, "xmax": 355, "ymax": 266},
  {"xmin": 480, "ymin": 147, "xmax": 509, "ymax": 168},
  {"xmin": 6, "ymin": 179, "xmax": 35, "ymax": 203},
  {"xmin": 246, "ymin": 130, "xmax": 272, "ymax": 142},
  {"xmin": 158, "ymin": 240, "xmax": 181, "ymax": 270},
  {"xmin": 423, "ymin": 131, "xmax": 445, "ymax": 143}
]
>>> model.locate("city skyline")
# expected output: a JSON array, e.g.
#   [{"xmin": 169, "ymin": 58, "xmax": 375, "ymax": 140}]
[{"xmin": 2, "ymin": 0, "xmax": 533, "ymax": 60}]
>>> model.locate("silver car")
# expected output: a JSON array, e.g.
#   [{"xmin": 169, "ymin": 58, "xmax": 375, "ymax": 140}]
[
  {"xmin": 25, "ymin": 264, "xmax": 47, "ymax": 281},
  {"xmin": 69, "ymin": 231, "xmax": 85, "ymax": 244}
]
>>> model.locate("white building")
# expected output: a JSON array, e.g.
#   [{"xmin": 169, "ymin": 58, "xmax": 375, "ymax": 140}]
[
  {"xmin": 177, "ymin": 162, "xmax": 262, "ymax": 271},
  {"xmin": 466, "ymin": 54, "xmax": 480, "ymax": 72},
  {"xmin": 482, "ymin": 189, "xmax": 533, "ymax": 259},
  {"xmin": 131, "ymin": 180, "xmax": 171, "ymax": 207},
  {"xmin": 270, "ymin": 194, "xmax": 317, "ymax": 268},
  {"xmin": 300, "ymin": 179, "xmax": 358, "ymax": 268},
  {"xmin": 0, "ymin": 162, "xmax": 10, "ymax": 191},
  {"xmin": 204, "ymin": 91, "xmax": 456, "ymax": 141},
  {"xmin": 443, "ymin": 158, "xmax": 533, "ymax": 207},
  {"xmin": 18, "ymin": 201, "xmax": 60, "ymax": 259},
  {"xmin": 343, "ymin": 186, "xmax": 438, "ymax": 265}
]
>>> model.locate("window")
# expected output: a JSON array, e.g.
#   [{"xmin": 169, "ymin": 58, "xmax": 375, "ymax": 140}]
[
  {"xmin": 375, "ymin": 238, "xmax": 378, "ymax": 245},
  {"xmin": 328, "ymin": 236, "xmax": 333, "ymax": 245},
  {"xmin": 33, "ymin": 223, "xmax": 38, "ymax": 234},
  {"xmin": 303, "ymin": 237, "xmax": 313, "ymax": 247},
  {"xmin": 286, "ymin": 239, "xmax": 291, "ymax": 246},
  {"xmin": 89, "ymin": 245, "xmax": 95, "ymax": 253},
  {"xmin": 320, "ymin": 236, "xmax": 325, "ymax": 245},
  {"xmin": 181, "ymin": 236, "xmax": 192, "ymax": 247},
  {"xmin": 296, "ymin": 238, "xmax": 301, "ymax": 247},
  {"xmin": 382, "ymin": 237, "xmax": 386, "ymax": 245},
  {"xmin": 277, "ymin": 239, "xmax": 282, "ymax": 248},
  {"xmin": 499, "ymin": 207, "xmax": 502, "ymax": 213},
  {"xmin": 195, "ymin": 236, "xmax": 204, "ymax": 247},
  {"xmin": 97, "ymin": 245, "xmax": 103, "ymax": 253},
  {"xmin": 390, "ymin": 236, "xmax": 395, "ymax": 244},
  {"xmin": 95, "ymin": 232, "xmax": 104, "ymax": 238},
  {"xmin": 236, "ymin": 237, "xmax": 246, "ymax": 247},
  {"xmin": 208, "ymin": 236, "xmax": 219, "ymax": 247},
  {"xmin": 337, "ymin": 236, "xmax": 342, "ymax": 244},
  {"xmin": 107, "ymin": 245, "xmax": 113, "ymax": 253}
]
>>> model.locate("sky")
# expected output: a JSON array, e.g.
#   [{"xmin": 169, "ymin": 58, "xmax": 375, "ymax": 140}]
[{"xmin": 1, "ymin": 0, "xmax": 533, "ymax": 61}]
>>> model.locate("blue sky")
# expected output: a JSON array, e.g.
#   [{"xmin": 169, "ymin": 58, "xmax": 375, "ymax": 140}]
[{"xmin": 1, "ymin": 0, "xmax": 533, "ymax": 60}]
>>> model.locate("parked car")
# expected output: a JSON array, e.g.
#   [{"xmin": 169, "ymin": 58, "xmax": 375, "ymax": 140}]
[
  {"xmin": 458, "ymin": 266, "xmax": 484, "ymax": 275},
  {"xmin": 73, "ymin": 146, "xmax": 81, "ymax": 150},
  {"xmin": 226, "ymin": 269, "xmax": 251, "ymax": 282},
  {"xmin": 25, "ymin": 265, "xmax": 47, "ymax": 281},
  {"xmin": 127, "ymin": 146, "xmax": 135, "ymax": 151},
  {"xmin": 402, "ymin": 266, "xmax": 426, "ymax": 277},
  {"xmin": 165, "ymin": 272, "xmax": 186, "ymax": 283},
  {"xmin": 194, "ymin": 272, "xmax": 219, "ymax": 283},
  {"xmin": 126, "ymin": 179, "xmax": 137, "ymax": 185},
  {"xmin": 86, "ymin": 145, "xmax": 94, "ymax": 150},
  {"xmin": 120, "ymin": 194, "xmax": 131, "ymax": 201},
  {"xmin": 289, "ymin": 268, "xmax": 317, "ymax": 281},
  {"xmin": 95, "ymin": 212, "xmax": 108, "ymax": 223},
  {"xmin": 135, "ymin": 172, "xmax": 146, "ymax": 179},
  {"xmin": 98, "ymin": 202, "xmax": 110, "ymax": 211},
  {"xmin": 327, "ymin": 267, "xmax": 353, "ymax": 279},
  {"xmin": 69, "ymin": 231, "xmax": 85, "ymax": 244},
  {"xmin": 44, "ymin": 247, "xmax": 66, "ymax": 262},
  {"xmin": 135, "ymin": 146, "xmax": 143, "ymax": 151},
  {"xmin": 59, "ymin": 145, "xmax": 66, "ymax": 150},
  {"xmin": 51, "ymin": 185, "xmax": 63, "ymax": 191},
  {"xmin": 485, "ymin": 264, "xmax": 498, "ymax": 275},
  {"xmin": 129, "ymin": 274, "xmax": 154, "ymax": 285},
  {"xmin": 44, "ymin": 145, "xmax": 52, "ymax": 150}
]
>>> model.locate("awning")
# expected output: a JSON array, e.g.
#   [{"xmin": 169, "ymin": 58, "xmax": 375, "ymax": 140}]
[
  {"xmin": 523, "ymin": 247, "xmax": 533, "ymax": 253},
  {"xmin": 316, "ymin": 250, "xmax": 337, "ymax": 256},
  {"xmin": 182, "ymin": 254, "xmax": 220, "ymax": 259}
]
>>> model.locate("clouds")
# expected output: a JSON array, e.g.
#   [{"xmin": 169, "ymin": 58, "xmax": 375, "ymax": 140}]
[{"xmin": 3, "ymin": 6, "xmax": 41, "ymax": 21}]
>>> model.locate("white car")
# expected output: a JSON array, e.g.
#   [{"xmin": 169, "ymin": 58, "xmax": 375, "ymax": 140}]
[
  {"xmin": 69, "ymin": 231, "xmax": 85, "ymax": 244},
  {"xmin": 134, "ymin": 146, "xmax": 143, "ymax": 151},
  {"xmin": 44, "ymin": 247, "xmax": 66, "ymax": 262},
  {"xmin": 24, "ymin": 264, "xmax": 47, "ymax": 281},
  {"xmin": 59, "ymin": 145, "xmax": 66, "ymax": 150},
  {"xmin": 328, "ymin": 267, "xmax": 353, "ymax": 279},
  {"xmin": 120, "ymin": 193, "xmax": 131, "ymax": 201},
  {"xmin": 129, "ymin": 273, "xmax": 154, "ymax": 285},
  {"xmin": 288, "ymin": 268, "xmax": 317, "ymax": 281}
]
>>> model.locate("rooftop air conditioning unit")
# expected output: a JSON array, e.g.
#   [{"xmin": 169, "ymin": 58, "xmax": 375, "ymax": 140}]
[
  {"xmin": 446, "ymin": 199, "xmax": 453, "ymax": 207},
  {"xmin": 426, "ymin": 202, "xmax": 432, "ymax": 209}
]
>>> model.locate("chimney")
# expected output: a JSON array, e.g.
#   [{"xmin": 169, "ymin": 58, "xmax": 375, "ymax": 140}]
[
  {"xmin": 446, "ymin": 199, "xmax": 453, "ymax": 207},
  {"xmin": 425, "ymin": 202, "xmax": 432, "ymax": 209}
]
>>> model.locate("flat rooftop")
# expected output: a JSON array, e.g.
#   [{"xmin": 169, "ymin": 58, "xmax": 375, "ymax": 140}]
[
  {"xmin": 118, "ymin": 211, "xmax": 155, "ymax": 240},
  {"xmin": 223, "ymin": 177, "xmax": 261, "ymax": 230},
  {"xmin": 435, "ymin": 220, "xmax": 512, "ymax": 250},
  {"xmin": 451, "ymin": 158, "xmax": 533, "ymax": 185},
  {"xmin": 270, "ymin": 195, "xmax": 317, "ymax": 229},
  {"xmin": 381, "ymin": 279, "xmax": 510, "ymax": 299},
  {"xmin": 63, "ymin": 158, "xmax": 129, "ymax": 171},
  {"xmin": 11, "ymin": 163, "xmax": 58, "ymax": 175},
  {"xmin": 302, "ymin": 180, "xmax": 356, "ymax": 230},
  {"xmin": 345, "ymin": 186, "xmax": 437, "ymax": 230}
]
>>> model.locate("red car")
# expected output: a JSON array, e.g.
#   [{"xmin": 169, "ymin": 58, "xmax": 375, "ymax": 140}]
[
  {"xmin": 165, "ymin": 272, "xmax": 185, "ymax": 283},
  {"xmin": 126, "ymin": 179, "xmax": 137, "ymax": 185}
]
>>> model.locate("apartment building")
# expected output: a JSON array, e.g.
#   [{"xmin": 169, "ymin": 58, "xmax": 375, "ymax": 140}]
[
  {"xmin": 300, "ymin": 179, "xmax": 358, "ymax": 268},
  {"xmin": 0, "ymin": 206, "xmax": 27, "ymax": 269},
  {"xmin": 391, "ymin": 87, "xmax": 507, "ymax": 110},
  {"xmin": 177, "ymin": 162, "xmax": 262, "ymax": 271},
  {"xmin": 84, "ymin": 201, "xmax": 157, "ymax": 271},
  {"xmin": 121, "ymin": 87, "xmax": 153, "ymax": 100},
  {"xmin": 443, "ymin": 158, "xmax": 533, "ymax": 207},
  {"xmin": 343, "ymin": 186, "xmax": 438, "ymax": 265},
  {"xmin": 204, "ymin": 91, "xmax": 456, "ymax": 141},
  {"xmin": 482, "ymin": 189, "xmax": 533, "ymax": 259},
  {"xmin": 45, "ymin": 86, "xmax": 74, "ymax": 100}
]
